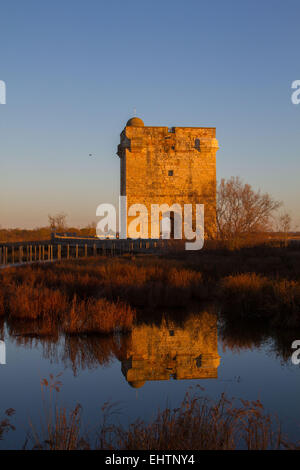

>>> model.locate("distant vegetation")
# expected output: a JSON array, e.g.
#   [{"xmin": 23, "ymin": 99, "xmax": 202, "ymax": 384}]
[
  {"xmin": 0, "ymin": 225, "xmax": 96, "ymax": 243},
  {"xmin": 0, "ymin": 213, "xmax": 97, "ymax": 242}
]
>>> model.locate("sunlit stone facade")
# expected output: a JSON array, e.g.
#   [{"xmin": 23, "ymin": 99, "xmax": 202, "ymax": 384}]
[{"xmin": 117, "ymin": 117, "xmax": 219, "ymax": 239}]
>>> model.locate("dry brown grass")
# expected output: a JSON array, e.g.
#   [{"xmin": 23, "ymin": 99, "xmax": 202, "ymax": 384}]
[
  {"xmin": 0, "ymin": 290, "xmax": 4, "ymax": 317},
  {"xmin": 25, "ymin": 386, "xmax": 286, "ymax": 450},
  {"xmin": 0, "ymin": 258, "xmax": 209, "ymax": 310},
  {"xmin": 63, "ymin": 296, "xmax": 135, "ymax": 335},
  {"xmin": 0, "ymin": 409, "xmax": 15, "ymax": 442},
  {"xmin": 5, "ymin": 289, "xmax": 135, "ymax": 336},
  {"xmin": 32, "ymin": 404, "xmax": 83, "ymax": 450},
  {"xmin": 7, "ymin": 285, "xmax": 68, "ymax": 320},
  {"xmin": 1, "ymin": 245, "xmax": 300, "ymax": 330},
  {"xmin": 103, "ymin": 393, "xmax": 281, "ymax": 450},
  {"xmin": 1, "ymin": 265, "xmax": 136, "ymax": 335}
]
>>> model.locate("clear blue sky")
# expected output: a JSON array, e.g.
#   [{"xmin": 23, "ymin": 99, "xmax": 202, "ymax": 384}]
[{"xmin": 0, "ymin": 0, "xmax": 299, "ymax": 229}]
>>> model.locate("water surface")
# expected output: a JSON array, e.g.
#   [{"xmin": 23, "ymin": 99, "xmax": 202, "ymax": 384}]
[{"xmin": 0, "ymin": 311, "xmax": 299, "ymax": 449}]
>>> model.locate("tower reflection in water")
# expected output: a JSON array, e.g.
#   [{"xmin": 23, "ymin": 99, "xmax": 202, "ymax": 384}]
[{"xmin": 121, "ymin": 311, "xmax": 220, "ymax": 388}]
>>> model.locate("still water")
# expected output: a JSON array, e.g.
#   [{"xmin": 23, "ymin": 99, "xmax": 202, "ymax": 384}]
[{"xmin": 0, "ymin": 310, "xmax": 299, "ymax": 449}]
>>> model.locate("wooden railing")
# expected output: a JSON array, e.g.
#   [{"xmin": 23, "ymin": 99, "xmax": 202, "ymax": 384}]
[{"xmin": 0, "ymin": 238, "xmax": 168, "ymax": 267}]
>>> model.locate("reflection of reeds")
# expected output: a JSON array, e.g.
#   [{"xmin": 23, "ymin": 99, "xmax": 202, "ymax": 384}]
[
  {"xmin": 220, "ymin": 317, "xmax": 266, "ymax": 351},
  {"xmin": 7, "ymin": 321, "xmax": 131, "ymax": 375},
  {"xmin": 62, "ymin": 334, "xmax": 131, "ymax": 375},
  {"xmin": 221, "ymin": 273, "xmax": 300, "ymax": 326},
  {"xmin": 0, "ymin": 317, "xmax": 4, "ymax": 340},
  {"xmin": 7, "ymin": 316, "xmax": 60, "ymax": 339}
]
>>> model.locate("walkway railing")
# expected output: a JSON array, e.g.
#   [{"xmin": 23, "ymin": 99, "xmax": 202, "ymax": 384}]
[{"xmin": 0, "ymin": 238, "xmax": 168, "ymax": 267}]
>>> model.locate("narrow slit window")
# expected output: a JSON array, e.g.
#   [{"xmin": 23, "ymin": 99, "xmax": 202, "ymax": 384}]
[
  {"xmin": 195, "ymin": 138, "xmax": 201, "ymax": 151},
  {"xmin": 168, "ymin": 170, "xmax": 173, "ymax": 176}
]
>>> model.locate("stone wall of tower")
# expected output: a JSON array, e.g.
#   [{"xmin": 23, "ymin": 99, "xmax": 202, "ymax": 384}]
[{"xmin": 117, "ymin": 123, "xmax": 219, "ymax": 239}]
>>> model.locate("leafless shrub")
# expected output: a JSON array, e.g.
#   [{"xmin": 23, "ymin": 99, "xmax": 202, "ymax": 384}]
[{"xmin": 217, "ymin": 177, "xmax": 281, "ymax": 248}]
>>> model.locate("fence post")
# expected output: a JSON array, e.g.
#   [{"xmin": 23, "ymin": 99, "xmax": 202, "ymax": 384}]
[
  {"xmin": 84, "ymin": 244, "xmax": 87, "ymax": 257},
  {"xmin": 67, "ymin": 244, "xmax": 70, "ymax": 260},
  {"xmin": 76, "ymin": 245, "xmax": 78, "ymax": 258},
  {"xmin": 0, "ymin": 247, "xmax": 2, "ymax": 265},
  {"xmin": 58, "ymin": 244, "xmax": 61, "ymax": 260},
  {"xmin": 93, "ymin": 244, "xmax": 97, "ymax": 257}
]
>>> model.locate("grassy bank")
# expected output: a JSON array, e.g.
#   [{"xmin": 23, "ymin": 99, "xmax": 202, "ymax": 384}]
[{"xmin": 1, "ymin": 244, "xmax": 300, "ymax": 329}]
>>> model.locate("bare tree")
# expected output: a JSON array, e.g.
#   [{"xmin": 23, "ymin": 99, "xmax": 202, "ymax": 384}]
[
  {"xmin": 48, "ymin": 213, "xmax": 68, "ymax": 233},
  {"xmin": 217, "ymin": 177, "xmax": 281, "ymax": 248},
  {"xmin": 276, "ymin": 211, "xmax": 292, "ymax": 247}
]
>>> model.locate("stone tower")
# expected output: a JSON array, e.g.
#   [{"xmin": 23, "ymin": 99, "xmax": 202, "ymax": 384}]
[{"xmin": 117, "ymin": 117, "xmax": 219, "ymax": 239}]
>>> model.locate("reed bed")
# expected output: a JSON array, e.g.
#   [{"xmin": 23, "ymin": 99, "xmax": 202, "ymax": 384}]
[
  {"xmin": 23, "ymin": 385, "xmax": 288, "ymax": 450},
  {"xmin": 104, "ymin": 393, "xmax": 281, "ymax": 450},
  {"xmin": 0, "ymin": 245, "xmax": 300, "ymax": 330},
  {"xmin": 1, "ymin": 268, "xmax": 136, "ymax": 335},
  {"xmin": 63, "ymin": 296, "xmax": 135, "ymax": 335},
  {"xmin": 0, "ymin": 290, "xmax": 4, "ymax": 317}
]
